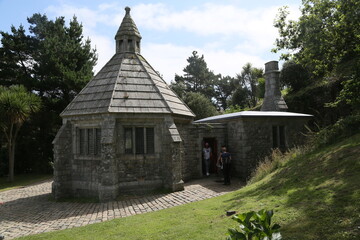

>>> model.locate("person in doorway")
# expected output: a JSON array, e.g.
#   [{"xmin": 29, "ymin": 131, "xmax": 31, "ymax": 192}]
[
  {"xmin": 220, "ymin": 146, "xmax": 231, "ymax": 185},
  {"xmin": 203, "ymin": 142, "xmax": 212, "ymax": 176}
]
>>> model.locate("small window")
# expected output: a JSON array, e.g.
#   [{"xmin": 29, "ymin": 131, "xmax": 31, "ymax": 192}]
[
  {"xmin": 272, "ymin": 125, "xmax": 286, "ymax": 149},
  {"xmin": 128, "ymin": 39, "xmax": 133, "ymax": 51},
  {"xmin": 88, "ymin": 129, "xmax": 94, "ymax": 155},
  {"xmin": 119, "ymin": 40, "xmax": 123, "ymax": 51},
  {"xmin": 125, "ymin": 127, "xmax": 133, "ymax": 154},
  {"xmin": 124, "ymin": 127, "xmax": 155, "ymax": 154},
  {"xmin": 95, "ymin": 128, "xmax": 101, "ymax": 155},
  {"xmin": 79, "ymin": 129, "xmax": 86, "ymax": 155},
  {"xmin": 272, "ymin": 126, "xmax": 278, "ymax": 149},
  {"xmin": 135, "ymin": 127, "xmax": 145, "ymax": 154},
  {"xmin": 78, "ymin": 128, "xmax": 101, "ymax": 156},
  {"xmin": 146, "ymin": 128, "xmax": 155, "ymax": 154}
]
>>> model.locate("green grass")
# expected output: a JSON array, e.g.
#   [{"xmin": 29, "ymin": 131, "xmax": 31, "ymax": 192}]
[
  {"xmin": 0, "ymin": 173, "xmax": 52, "ymax": 192},
  {"xmin": 17, "ymin": 134, "xmax": 360, "ymax": 240}
]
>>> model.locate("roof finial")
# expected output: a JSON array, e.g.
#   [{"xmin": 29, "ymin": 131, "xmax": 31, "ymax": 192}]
[{"xmin": 125, "ymin": 6, "xmax": 130, "ymax": 15}]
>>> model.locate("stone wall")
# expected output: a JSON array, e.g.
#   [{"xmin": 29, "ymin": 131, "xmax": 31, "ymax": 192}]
[
  {"xmin": 227, "ymin": 117, "xmax": 310, "ymax": 180},
  {"xmin": 52, "ymin": 121, "xmax": 73, "ymax": 199},
  {"xmin": 177, "ymin": 123, "xmax": 227, "ymax": 181},
  {"xmin": 115, "ymin": 115, "xmax": 170, "ymax": 194}
]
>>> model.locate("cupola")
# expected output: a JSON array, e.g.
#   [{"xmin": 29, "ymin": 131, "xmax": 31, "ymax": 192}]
[{"xmin": 115, "ymin": 7, "xmax": 142, "ymax": 54}]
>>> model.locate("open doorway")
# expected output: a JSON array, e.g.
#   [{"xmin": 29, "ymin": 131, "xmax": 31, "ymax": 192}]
[{"xmin": 202, "ymin": 138, "xmax": 218, "ymax": 175}]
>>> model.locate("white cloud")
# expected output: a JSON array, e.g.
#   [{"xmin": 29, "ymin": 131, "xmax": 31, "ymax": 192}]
[
  {"xmin": 142, "ymin": 43, "xmax": 267, "ymax": 82},
  {"xmin": 45, "ymin": 1, "xmax": 301, "ymax": 80}
]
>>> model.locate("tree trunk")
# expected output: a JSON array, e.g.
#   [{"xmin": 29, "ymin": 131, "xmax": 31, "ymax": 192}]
[
  {"xmin": 8, "ymin": 140, "xmax": 15, "ymax": 182},
  {"xmin": 7, "ymin": 124, "xmax": 19, "ymax": 182}
]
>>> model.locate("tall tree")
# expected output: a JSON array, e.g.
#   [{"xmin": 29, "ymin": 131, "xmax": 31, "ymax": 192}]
[
  {"xmin": 235, "ymin": 63, "xmax": 263, "ymax": 108},
  {"xmin": 174, "ymin": 51, "xmax": 218, "ymax": 100},
  {"xmin": 214, "ymin": 75, "xmax": 236, "ymax": 110},
  {"xmin": 273, "ymin": 0, "xmax": 360, "ymax": 77},
  {"xmin": 0, "ymin": 14, "xmax": 97, "ymax": 174},
  {"xmin": 273, "ymin": 0, "xmax": 360, "ymax": 114},
  {"xmin": 0, "ymin": 85, "xmax": 41, "ymax": 181}
]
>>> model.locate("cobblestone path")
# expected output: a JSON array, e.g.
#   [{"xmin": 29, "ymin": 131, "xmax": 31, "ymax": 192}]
[{"xmin": 0, "ymin": 178, "xmax": 243, "ymax": 239}]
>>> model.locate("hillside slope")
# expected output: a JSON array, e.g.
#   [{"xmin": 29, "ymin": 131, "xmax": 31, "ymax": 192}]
[{"xmin": 18, "ymin": 134, "xmax": 360, "ymax": 240}]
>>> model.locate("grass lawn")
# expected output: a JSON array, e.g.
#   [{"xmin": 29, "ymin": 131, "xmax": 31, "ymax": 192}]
[
  {"xmin": 0, "ymin": 173, "xmax": 53, "ymax": 192},
  {"xmin": 16, "ymin": 134, "xmax": 360, "ymax": 240}
]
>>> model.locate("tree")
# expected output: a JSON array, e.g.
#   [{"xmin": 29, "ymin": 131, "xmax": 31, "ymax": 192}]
[
  {"xmin": 214, "ymin": 75, "xmax": 236, "ymax": 110},
  {"xmin": 0, "ymin": 85, "xmax": 41, "ymax": 182},
  {"xmin": 0, "ymin": 13, "xmax": 97, "ymax": 174},
  {"xmin": 273, "ymin": 0, "xmax": 360, "ymax": 77},
  {"xmin": 174, "ymin": 51, "xmax": 218, "ymax": 100},
  {"xmin": 235, "ymin": 63, "xmax": 263, "ymax": 108},
  {"xmin": 280, "ymin": 60, "xmax": 310, "ymax": 92},
  {"xmin": 184, "ymin": 92, "xmax": 218, "ymax": 120},
  {"xmin": 273, "ymin": 0, "xmax": 360, "ymax": 115}
]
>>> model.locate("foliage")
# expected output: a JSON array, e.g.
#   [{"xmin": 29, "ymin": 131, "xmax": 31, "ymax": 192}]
[
  {"xmin": 279, "ymin": 60, "xmax": 310, "ymax": 92},
  {"xmin": 0, "ymin": 14, "xmax": 97, "ymax": 174},
  {"xmin": 0, "ymin": 85, "xmax": 41, "ymax": 181},
  {"xmin": 273, "ymin": 0, "xmax": 360, "ymax": 115},
  {"xmin": 227, "ymin": 209, "xmax": 282, "ymax": 240},
  {"xmin": 256, "ymin": 78, "xmax": 265, "ymax": 99},
  {"xmin": 214, "ymin": 75, "xmax": 236, "ymax": 110},
  {"xmin": 313, "ymin": 113, "xmax": 360, "ymax": 147},
  {"xmin": 183, "ymin": 92, "xmax": 218, "ymax": 120},
  {"xmin": 230, "ymin": 86, "xmax": 249, "ymax": 109},
  {"xmin": 236, "ymin": 63, "xmax": 264, "ymax": 107},
  {"xmin": 248, "ymin": 147, "xmax": 306, "ymax": 184},
  {"xmin": 273, "ymin": 0, "xmax": 360, "ymax": 77},
  {"xmin": 174, "ymin": 51, "xmax": 218, "ymax": 100}
]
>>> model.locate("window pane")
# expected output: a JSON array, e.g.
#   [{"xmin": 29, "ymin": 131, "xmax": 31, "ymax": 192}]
[
  {"xmin": 95, "ymin": 128, "xmax": 101, "ymax": 155},
  {"xmin": 279, "ymin": 126, "xmax": 285, "ymax": 147},
  {"xmin": 125, "ymin": 128, "xmax": 133, "ymax": 154},
  {"xmin": 88, "ymin": 129, "xmax": 94, "ymax": 155},
  {"xmin": 135, "ymin": 127, "xmax": 145, "ymax": 154},
  {"xmin": 79, "ymin": 129, "xmax": 86, "ymax": 155},
  {"xmin": 272, "ymin": 126, "xmax": 278, "ymax": 148},
  {"xmin": 146, "ymin": 128, "xmax": 155, "ymax": 154}
]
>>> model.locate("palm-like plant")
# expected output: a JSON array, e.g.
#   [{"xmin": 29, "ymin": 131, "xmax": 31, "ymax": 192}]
[{"xmin": 0, "ymin": 85, "xmax": 41, "ymax": 182}]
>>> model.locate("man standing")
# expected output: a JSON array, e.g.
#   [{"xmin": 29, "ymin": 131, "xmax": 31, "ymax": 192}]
[
  {"xmin": 220, "ymin": 146, "xmax": 231, "ymax": 185},
  {"xmin": 203, "ymin": 142, "xmax": 212, "ymax": 176}
]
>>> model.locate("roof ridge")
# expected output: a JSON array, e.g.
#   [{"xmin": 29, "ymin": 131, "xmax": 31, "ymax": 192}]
[
  {"xmin": 108, "ymin": 54, "xmax": 125, "ymax": 113},
  {"xmin": 134, "ymin": 54, "xmax": 174, "ymax": 114},
  {"xmin": 135, "ymin": 54, "xmax": 195, "ymax": 117}
]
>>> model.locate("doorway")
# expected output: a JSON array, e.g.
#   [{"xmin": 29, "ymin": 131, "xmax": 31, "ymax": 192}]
[{"xmin": 202, "ymin": 138, "xmax": 218, "ymax": 175}]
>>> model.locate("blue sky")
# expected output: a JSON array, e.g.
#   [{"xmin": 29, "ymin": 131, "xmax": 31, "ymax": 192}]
[{"xmin": 0, "ymin": 0, "xmax": 302, "ymax": 82}]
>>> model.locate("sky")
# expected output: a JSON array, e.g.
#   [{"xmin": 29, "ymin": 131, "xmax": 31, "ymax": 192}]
[{"xmin": 0, "ymin": 0, "xmax": 302, "ymax": 83}]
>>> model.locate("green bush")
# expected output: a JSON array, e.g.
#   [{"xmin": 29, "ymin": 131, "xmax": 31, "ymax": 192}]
[
  {"xmin": 227, "ymin": 209, "xmax": 282, "ymax": 240},
  {"xmin": 315, "ymin": 113, "xmax": 360, "ymax": 146}
]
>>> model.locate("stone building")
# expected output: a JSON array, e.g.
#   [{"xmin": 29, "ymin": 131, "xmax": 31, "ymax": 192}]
[{"xmin": 52, "ymin": 7, "xmax": 312, "ymax": 201}]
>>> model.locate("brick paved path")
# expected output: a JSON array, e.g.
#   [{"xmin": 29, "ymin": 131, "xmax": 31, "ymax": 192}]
[{"xmin": 0, "ymin": 177, "xmax": 243, "ymax": 239}]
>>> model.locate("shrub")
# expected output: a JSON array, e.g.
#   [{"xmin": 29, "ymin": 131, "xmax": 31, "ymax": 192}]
[
  {"xmin": 226, "ymin": 209, "xmax": 282, "ymax": 240},
  {"xmin": 314, "ymin": 113, "xmax": 360, "ymax": 146},
  {"xmin": 248, "ymin": 147, "xmax": 306, "ymax": 184}
]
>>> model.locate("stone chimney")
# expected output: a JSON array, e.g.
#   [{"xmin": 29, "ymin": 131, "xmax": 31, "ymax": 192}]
[{"xmin": 261, "ymin": 61, "xmax": 288, "ymax": 111}]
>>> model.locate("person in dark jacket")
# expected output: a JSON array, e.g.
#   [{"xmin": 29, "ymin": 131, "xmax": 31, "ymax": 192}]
[{"xmin": 220, "ymin": 146, "xmax": 231, "ymax": 185}]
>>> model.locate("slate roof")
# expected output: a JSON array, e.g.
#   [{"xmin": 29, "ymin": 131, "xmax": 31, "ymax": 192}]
[
  {"xmin": 61, "ymin": 52, "xmax": 194, "ymax": 117},
  {"xmin": 115, "ymin": 7, "xmax": 141, "ymax": 39},
  {"xmin": 194, "ymin": 111, "xmax": 313, "ymax": 123},
  {"xmin": 61, "ymin": 7, "xmax": 194, "ymax": 118}
]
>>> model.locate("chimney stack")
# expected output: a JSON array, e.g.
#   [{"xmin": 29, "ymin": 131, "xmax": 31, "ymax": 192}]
[{"xmin": 261, "ymin": 61, "xmax": 288, "ymax": 111}]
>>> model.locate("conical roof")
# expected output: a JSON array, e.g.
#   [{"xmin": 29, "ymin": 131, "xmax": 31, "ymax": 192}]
[
  {"xmin": 61, "ymin": 7, "xmax": 194, "ymax": 118},
  {"xmin": 115, "ymin": 7, "xmax": 141, "ymax": 39},
  {"xmin": 61, "ymin": 53, "xmax": 194, "ymax": 117}
]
